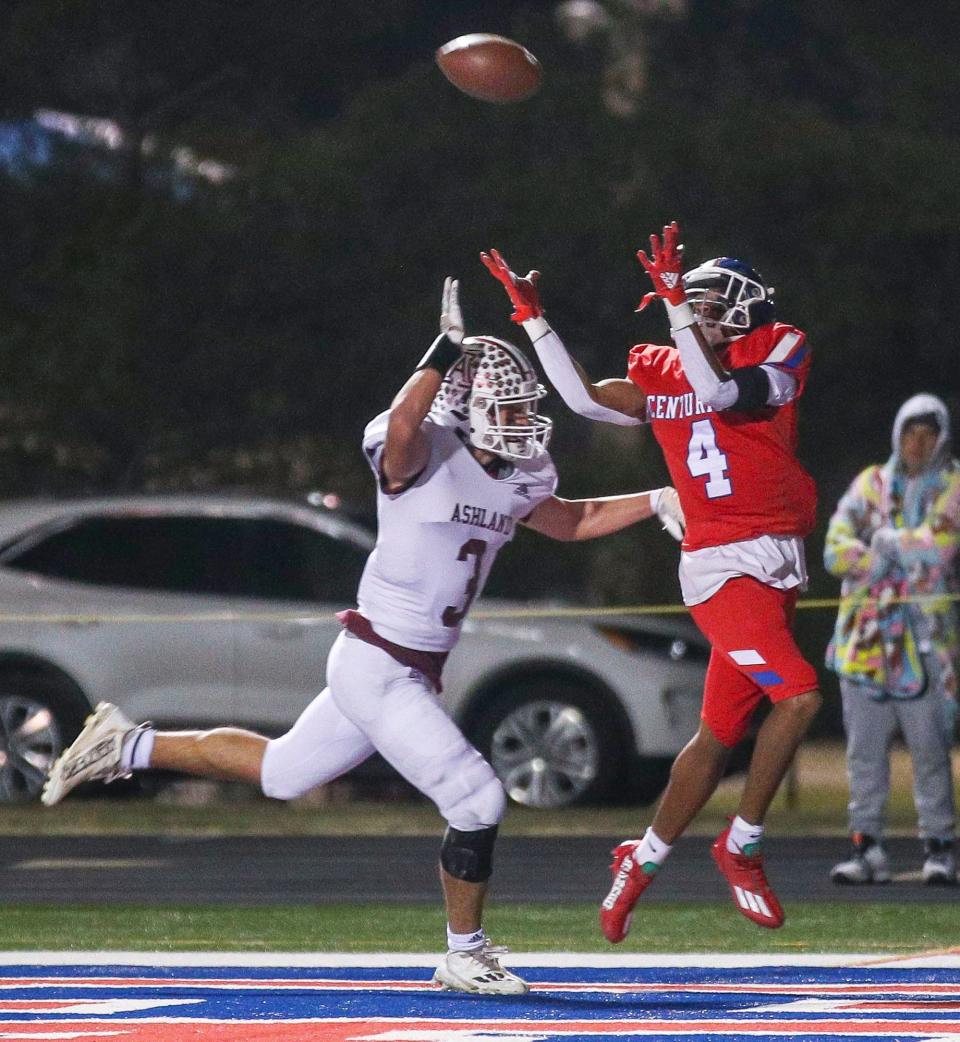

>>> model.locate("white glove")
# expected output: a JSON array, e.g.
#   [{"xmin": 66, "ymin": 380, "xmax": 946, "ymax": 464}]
[
  {"xmin": 440, "ymin": 276, "xmax": 464, "ymax": 345},
  {"xmin": 652, "ymin": 486, "xmax": 685, "ymax": 541}
]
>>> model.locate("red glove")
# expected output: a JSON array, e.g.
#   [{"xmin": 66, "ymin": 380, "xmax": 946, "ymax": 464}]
[
  {"xmin": 480, "ymin": 248, "xmax": 543, "ymax": 323},
  {"xmin": 635, "ymin": 220, "xmax": 686, "ymax": 312}
]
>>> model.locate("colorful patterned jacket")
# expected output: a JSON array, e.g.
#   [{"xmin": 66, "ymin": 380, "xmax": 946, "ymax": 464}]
[{"xmin": 824, "ymin": 394, "xmax": 960, "ymax": 700}]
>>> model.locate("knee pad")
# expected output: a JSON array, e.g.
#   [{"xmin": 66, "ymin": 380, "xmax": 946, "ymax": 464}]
[{"xmin": 440, "ymin": 824, "xmax": 498, "ymax": 882}]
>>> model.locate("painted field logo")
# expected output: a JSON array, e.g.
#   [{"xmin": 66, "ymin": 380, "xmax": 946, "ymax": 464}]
[{"xmin": 1, "ymin": 960, "xmax": 959, "ymax": 1041}]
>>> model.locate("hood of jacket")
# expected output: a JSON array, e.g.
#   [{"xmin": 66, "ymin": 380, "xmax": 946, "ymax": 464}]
[{"xmin": 889, "ymin": 392, "xmax": 951, "ymax": 472}]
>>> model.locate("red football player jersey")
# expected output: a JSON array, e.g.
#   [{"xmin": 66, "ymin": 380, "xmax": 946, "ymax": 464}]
[{"xmin": 627, "ymin": 323, "xmax": 817, "ymax": 550}]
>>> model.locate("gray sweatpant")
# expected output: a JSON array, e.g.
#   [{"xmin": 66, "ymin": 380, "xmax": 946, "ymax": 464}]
[{"xmin": 840, "ymin": 656, "xmax": 956, "ymax": 841}]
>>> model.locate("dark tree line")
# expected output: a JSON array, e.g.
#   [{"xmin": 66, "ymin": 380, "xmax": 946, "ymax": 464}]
[{"xmin": 1, "ymin": 1, "xmax": 958, "ymax": 730}]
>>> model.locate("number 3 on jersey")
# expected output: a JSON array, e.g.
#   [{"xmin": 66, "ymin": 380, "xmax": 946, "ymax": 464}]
[
  {"xmin": 442, "ymin": 538, "xmax": 488, "ymax": 628},
  {"xmin": 687, "ymin": 418, "xmax": 732, "ymax": 498}
]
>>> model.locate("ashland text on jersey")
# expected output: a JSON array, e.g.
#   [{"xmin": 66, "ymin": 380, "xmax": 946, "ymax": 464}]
[{"xmin": 449, "ymin": 502, "xmax": 516, "ymax": 534}]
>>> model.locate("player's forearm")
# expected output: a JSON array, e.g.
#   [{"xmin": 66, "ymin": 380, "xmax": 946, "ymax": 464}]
[
  {"xmin": 388, "ymin": 370, "xmax": 440, "ymax": 434},
  {"xmin": 664, "ymin": 303, "xmax": 739, "ymax": 409},
  {"xmin": 560, "ymin": 492, "xmax": 657, "ymax": 541},
  {"xmin": 522, "ymin": 318, "xmax": 645, "ymax": 425},
  {"xmin": 382, "ymin": 370, "xmax": 438, "ymax": 485},
  {"xmin": 665, "ymin": 303, "xmax": 794, "ymax": 411}
]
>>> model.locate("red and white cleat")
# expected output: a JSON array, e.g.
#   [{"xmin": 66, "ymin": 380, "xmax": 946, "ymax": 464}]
[
  {"xmin": 710, "ymin": 826, "xmax": 784, "ymax": 929},
  {"xmin": 599, "ymin": 840, "xmax": 659, "ymax": 944}
]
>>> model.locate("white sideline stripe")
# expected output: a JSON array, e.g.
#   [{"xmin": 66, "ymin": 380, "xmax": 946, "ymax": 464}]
[
  {"xmin": 2, "ymin": 951, "xmax": 960, "ymax": 968},
  {"xmin": 730, "ymin": 648, "xmax": 765, "ymax": 665},
  {"xmin": 2, "ymin": 999, "xmax": 202, "ymax": 1015}
]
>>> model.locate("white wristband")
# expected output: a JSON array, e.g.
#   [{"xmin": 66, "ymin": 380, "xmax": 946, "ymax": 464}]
[
  {"xmin": 648, "ymin": 487, "xmax": 663, "ymax": 513},
  {"xmin": 665, "ymin": 299, "xmax": 697, "ymax": 333},
  {"xmin": 523, "ymin": 316, "xmax": 551, "ymax": 341}
]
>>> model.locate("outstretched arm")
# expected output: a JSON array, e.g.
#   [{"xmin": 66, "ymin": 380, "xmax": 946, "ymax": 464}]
[
  {"xmin": 636, "ymin": 222, "xmax": 732, "ymax": 403},
  {"xmin": 638, "ymin": 221, "xmax": 795, "ymax": 411},
  {"xmin": 526, "ymin": 322, "xmax": 648, "ymax": 423},
  {"xmin": 522, "ymin": 487, "xmax": 684, "ymax": 542},
  {"xmin": 382, "ymin": 277, "xmax": 464, "ymax": 492},
  {"xmin": 481, "ymin": 249, "xmax": 647, "ymax": 425}
]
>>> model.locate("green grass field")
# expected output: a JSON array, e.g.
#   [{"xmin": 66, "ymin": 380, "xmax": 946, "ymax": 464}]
[
  {"xmin": 2, "ymin": 741, "xmax": 956, "ymax": 956},
  {"xmin": 2, "ymin": 902, "xmax": 957, "ymax": 954}
]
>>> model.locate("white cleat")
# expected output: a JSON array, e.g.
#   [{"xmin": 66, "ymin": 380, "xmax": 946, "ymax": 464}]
[
  {"xmin": 830, "ymin": 835, "xmax": 891, "ymax": 885},
  {"xmin": 922, "ymin": 841, "xmax": 957, "ymax": 886},
  {"xmin": 433, "ymin": 943, "xmax": 529, "ymax": 995},
  {"xmin": 41, "ymin": 702, "xmax": 139, "ymax": 806}
]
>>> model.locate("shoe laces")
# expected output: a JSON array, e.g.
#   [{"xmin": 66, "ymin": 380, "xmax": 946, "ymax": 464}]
[{"xmin": 464, "ymin": 942, "xmax": 509, "ymax": 971}]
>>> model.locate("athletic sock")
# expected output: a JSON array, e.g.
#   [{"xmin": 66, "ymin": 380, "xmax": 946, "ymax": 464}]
[
  {"xmin": 120, "ymin": 727, "xmax": 156, "ymax": 771},
  {"xmin": 446, "ymin": 926, "xmax": 486, "ymax": 952},
  {"xmin": 727, "ymin": 815, "xmax": 764, "ymax": 856},
  {"xmin": 635, "ymin": 827, "xmax": 672, "ymax": 872}
]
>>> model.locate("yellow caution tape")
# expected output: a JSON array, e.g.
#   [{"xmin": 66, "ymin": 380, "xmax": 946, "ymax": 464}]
[{"xmin": 0, "ymin": 591, "xmax": 954, "ymax": 625}]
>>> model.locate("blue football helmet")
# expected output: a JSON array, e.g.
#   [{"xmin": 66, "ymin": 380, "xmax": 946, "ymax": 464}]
[{"xmin": 682, "ymin": 257, "xmax": 775, "ymax": 333}]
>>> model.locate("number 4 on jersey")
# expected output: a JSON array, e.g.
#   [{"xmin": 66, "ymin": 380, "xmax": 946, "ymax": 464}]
[{"xmin": 687, "ymin": 418, "xmax": 732, "ymax": 498}]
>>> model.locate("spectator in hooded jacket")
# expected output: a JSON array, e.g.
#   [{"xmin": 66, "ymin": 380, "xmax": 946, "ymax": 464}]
[{"xmin": 825, "ymin": 392, "xmax": 959, "ymax": 886}]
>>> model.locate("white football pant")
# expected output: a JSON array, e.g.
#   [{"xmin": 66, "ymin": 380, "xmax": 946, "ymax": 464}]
[{"xmin": 260, "ymin": 631, "xmax": 506, "ymax": 831}]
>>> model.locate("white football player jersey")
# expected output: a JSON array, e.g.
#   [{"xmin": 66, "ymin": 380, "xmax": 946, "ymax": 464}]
[{"xmin": 357, "ymin": 411, "xmax": 558, "ymax": 651}]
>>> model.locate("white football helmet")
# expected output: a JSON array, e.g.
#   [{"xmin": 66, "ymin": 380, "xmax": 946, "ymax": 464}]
[
  {"xmin": 464, "ymin": 335, "xmax": 552, "ymax": 460},
  {"xmin": 428, "ymin": 350, "xmax": 478, "ymax": 435}
]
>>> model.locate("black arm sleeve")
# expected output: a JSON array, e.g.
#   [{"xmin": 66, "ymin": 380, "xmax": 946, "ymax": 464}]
[{"xmin": 729, "ymin": 366, "xmax": 771, "ymax": 410}]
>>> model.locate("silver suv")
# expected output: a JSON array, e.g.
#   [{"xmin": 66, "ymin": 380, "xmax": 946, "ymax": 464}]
[{"xmin": 0, "ymin": 494, "xmax": 707, "ymax": 808}]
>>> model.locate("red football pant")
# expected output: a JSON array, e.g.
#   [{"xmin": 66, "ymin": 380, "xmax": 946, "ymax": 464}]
[{"xmin": 689, "ymin": 576, "xmax": 818, "ymax": 748}]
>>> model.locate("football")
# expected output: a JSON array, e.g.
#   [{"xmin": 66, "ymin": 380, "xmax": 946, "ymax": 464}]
[{"xmin": 435, "ymin": 33, "xmax": 542, "ymax": 104}]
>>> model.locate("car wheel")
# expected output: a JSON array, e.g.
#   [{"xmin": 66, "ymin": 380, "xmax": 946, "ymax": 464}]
[
  {"xmin": 470, "ymin": 675, "xmax": 628, "ymax": 809},
  {"xmin": 0, "ymin": 674, "xmax": 88, "ymax": 803}
]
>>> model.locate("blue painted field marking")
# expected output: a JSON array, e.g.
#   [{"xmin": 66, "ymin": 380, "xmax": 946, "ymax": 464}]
[{"xmin": 0, "ymin": 954, "xmax": 958, "ymax": 1041}]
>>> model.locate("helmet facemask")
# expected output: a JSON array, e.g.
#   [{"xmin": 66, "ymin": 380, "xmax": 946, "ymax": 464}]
[
  {"xmin": 465, "ymin": 336, "xmax": 552, "ymax": 460},
  {"xmin": 682, "ymin": 258, "xmax": 774, "ymax": 339}
]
